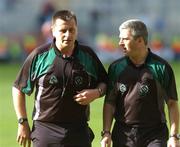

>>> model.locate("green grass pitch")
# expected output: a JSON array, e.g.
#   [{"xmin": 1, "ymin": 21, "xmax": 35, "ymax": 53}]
[{"xmin": 0, "ymin": 62, "xmax": 180, "ymax": 147}]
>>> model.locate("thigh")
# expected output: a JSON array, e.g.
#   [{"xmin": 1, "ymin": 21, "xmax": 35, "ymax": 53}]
[
  {"xmin": 32, "ymin": 137, "xmax": 62, "ymax": 147},
  {"xmin": 112, "ymin": 122, "xmax": 135, "ymax": 147},
  {"xmin": 31, "ymin": 121, "xmax": 66, "ymax": 147},
  {"xmin": 31, "ymin": 121, "xmax": 93, "ymax": 147},
  {"xmin": 64, "ymin": 126, "xmax": 94, "ymax": 146},
  {"xmin": 147, "ymin": 139, "xmax": 167, "ymax": 147},
  {"xmin": 142, "ymin": 124, "xmax": 168, "ymax": 147}
]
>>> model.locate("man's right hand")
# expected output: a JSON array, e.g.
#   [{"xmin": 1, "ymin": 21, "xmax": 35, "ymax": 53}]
[
  {"xmin": 17, "ymin": 122, "xmax": 31, "ymax": 147},
  {"xmin": 101, "ymin": 134, "xmax": 112, "ymax": 147}
]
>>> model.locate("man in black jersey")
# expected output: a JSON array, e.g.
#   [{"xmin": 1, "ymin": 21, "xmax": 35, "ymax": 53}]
[
  {"xmin": 12, "ymin": 10, "xmax": 107, "ymax": 147},
  {"xmin": 101, "ymin": 19, "xmax": 180, "ymax": 147}
]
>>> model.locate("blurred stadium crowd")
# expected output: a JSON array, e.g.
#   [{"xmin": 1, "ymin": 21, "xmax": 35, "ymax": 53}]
[{"xmin": 0, "ymin": 0, "xmax": 180, "ymax": 63}]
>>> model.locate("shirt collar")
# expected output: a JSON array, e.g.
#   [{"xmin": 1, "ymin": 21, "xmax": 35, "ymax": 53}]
[
  {"xmin": 126, "ymin": 48, "xmax": 151, "ymax": 67},
  {"xmin": 52, "ymin": 38, "xmax": 79, "ymax": 59}
]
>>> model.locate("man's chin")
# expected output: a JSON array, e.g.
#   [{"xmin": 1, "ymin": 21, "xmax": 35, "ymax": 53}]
[
  {"xmin": 61, "ymin": 44, "xmax": 74, "ymax": 51},
  {"xmin": 122, "ymin": 51, "xmax": 127, "ymax": 55}
]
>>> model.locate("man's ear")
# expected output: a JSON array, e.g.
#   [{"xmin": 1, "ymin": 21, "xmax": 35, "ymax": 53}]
[{"xmin": 137, "ymin": 36, "xmax": 144, "ymax": 43}]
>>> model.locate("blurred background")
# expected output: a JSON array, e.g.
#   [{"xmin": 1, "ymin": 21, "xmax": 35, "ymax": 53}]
[
  {"xmin": 0, "ymin": 0, "xmax": 180, "ymax": 63},
  {"xmin": 0, "ymin": 0, "xmax": 180, "ymax": 147}
]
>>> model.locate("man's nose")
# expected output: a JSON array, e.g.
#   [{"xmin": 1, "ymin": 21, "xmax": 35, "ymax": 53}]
[
  {"xmin": 65, "ymin": 30, "xmax": 70, "ymax": 36},
  {"xmin": 119, "ymin": 38, "xmax": 123, "ymax": 46}
]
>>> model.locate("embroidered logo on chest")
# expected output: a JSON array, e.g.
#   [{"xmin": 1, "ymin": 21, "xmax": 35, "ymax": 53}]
[
  {"xmin": 74, "ymin": 76, "xmax": 83, "ymax": 86},
  {"xmin": 119, "ymin": 83, "xmax": 127, "ymax": 95},
  {"xmin": 49, "ymin": 75, "xmax": 58, "ymax": 84},
  {"xmin": 139, "ymin": 84, "xmax": 149, "ymax": 96}
]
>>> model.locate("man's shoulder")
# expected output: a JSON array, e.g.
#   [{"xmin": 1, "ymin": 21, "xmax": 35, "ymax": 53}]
[
  {"xmin": 76, "ymin": 42, "xmax": 99, "ymax": 59},
  {"xmin": 24, "ymin": 42, "xmax": 52, "ymax": 63},
  {"xmin": 110, "ymin": 56, "xmax": 127, "ymax": 68},
  {"xmin": 149, "ymin": 50, "xmax": 171, "ymax": 67},
  {"xmin": 77, "ymin": 42, "xmax": 94, "ymax": 53},
  {"xmin": 108, "ymin": 57, "xmax": 128, "ymax": 75},
  {"xmin": 32, "ymin": 42, "xmax": 52, "ymax": 55}
]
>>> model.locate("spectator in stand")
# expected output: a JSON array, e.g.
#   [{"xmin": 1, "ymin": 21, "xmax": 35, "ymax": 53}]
[
  {"xmin": 38, "ymin": 0, "xmax": 55, "ymax": 27},
  {"xmin": 40, "ymin": 20, "xmax": 53, "ymax": 43}
]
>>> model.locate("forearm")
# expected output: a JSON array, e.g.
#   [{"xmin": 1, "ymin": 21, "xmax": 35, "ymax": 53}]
[
  {"xmin": 13, "ymin": 87, "xmax": 31, "ymax": 146},
  {"xmin": 103, "ymin": 103, "xmax": 115, "ymax": 132},
  {"xmin": 167, "ymin": 99, "xmax": 179, "ymax": 135},
  {"xmin": 101, "ymin": 103, "xmax": 114, "ymax": 147},
  {"xmin": 12, "ymin": 86, "xmax": 27, "ymax": 119},
  {"xmin": 73, "ymin": 82, "xmax": 107, "ymax": 105}
]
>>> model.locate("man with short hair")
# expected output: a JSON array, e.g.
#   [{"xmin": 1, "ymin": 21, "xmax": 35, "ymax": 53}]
[
  {"xmin": 101, "ymin": 19, "xmax": 179, "ymax": 147},
  {"xmin": 13, "ymin": 10, "xmax": 107, "ymax": 147}
]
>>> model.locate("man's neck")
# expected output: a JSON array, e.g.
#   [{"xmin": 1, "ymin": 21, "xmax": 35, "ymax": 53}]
[
  {"xmin": 61, "ymin": 48, "xmax": 74, "ymax": 57},
  {"xmin": 56, "ymin": 43, "xmax": 75, "ymax": 57},
  {"xmin": 130, "ymin": 48, "xmax": 148, "ymax": 66}
]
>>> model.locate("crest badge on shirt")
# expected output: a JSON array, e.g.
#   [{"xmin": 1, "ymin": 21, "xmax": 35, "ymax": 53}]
[
  {"xmin": 139, "ymin": 84, "xmax": 149, "ymax": 96},
  {"xmin": 118, "ymin": 83, "xmax": 127, "ymax": 95},
  {"xmin": 49, "ymin": 75, "xmax": 58, "ymax": 84},
  {"xmin": 74, "ymin": 75, "xmax": 83, "ymax": 86}
]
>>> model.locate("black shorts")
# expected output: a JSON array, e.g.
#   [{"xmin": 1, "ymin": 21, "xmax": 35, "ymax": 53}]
[
  {"xmin": 31, "ymin": 121, "xmax": 94, "ymax": 147},
  {"xmin": 111, "ymin": 122, "xmax": 169, "ymax": 147}
]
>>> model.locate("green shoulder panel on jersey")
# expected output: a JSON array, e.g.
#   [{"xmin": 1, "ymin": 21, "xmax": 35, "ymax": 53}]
[
  {"xmin": 22, "ymin": 47, "xmax": 56, "ymax": 94},
  {"xmin": 146, "ymin": 57, "xmax": 170, "ymax": 90},
  {"xmin": 108, "ymin": 57, "xmax": 128, "ymax": 91},
  {"xmin": 22, "ymin": 78, "xmax": 32, "ymax": 95},
  {"xmin": 76, "ymin": 48, "xmax": 98, "ymax": 81},
  {"xmin": 31, "ymin": 47, "xmax": 56, "ymax": 79}
]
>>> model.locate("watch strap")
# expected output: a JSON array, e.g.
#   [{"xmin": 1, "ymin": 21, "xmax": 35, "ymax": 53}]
[
  {"xmin": 101, "ymin": 130, "xmax": 111, "ymax": 137},
  {"xmin": 169, "ymin": 134, "xmax": 180, "ymax": 140},
  {"xmin": 18, "ymin": 118, "xmax": 28, "ymax": 124}
]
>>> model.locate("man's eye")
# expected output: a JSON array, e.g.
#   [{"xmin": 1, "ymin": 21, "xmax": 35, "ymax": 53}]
[
  {"xmin": 69, "ymin": 29, "xmax": 75, "ymax": 33},
  {"xmin": 123, "ymin": 38, "xmax": 129, "ymax": 40},
  {"xmin": 60, "ymin": 30, "xmax": 66, "ymax": 33}
]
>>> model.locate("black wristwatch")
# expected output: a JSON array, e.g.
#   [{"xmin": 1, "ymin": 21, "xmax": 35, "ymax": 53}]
[
  {"xmin": 101, "ymin": 130, "xmax": 111, "ymax": 137},
  {"xmin": 18, "ymin": 118, "xmax": 28, "ymax": 124},
  {"xmin": 169, "ymin": 134, "xmax": 180, "ymax": 140}
]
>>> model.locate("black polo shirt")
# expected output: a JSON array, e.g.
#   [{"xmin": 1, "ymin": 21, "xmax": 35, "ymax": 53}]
[
  {"xmin": 105, "ymin": 49, "xmax": 178, "ymax": 127},
  {"xmin": 14, "ymin": 40, "xmax": 107, "ymax": 124}
]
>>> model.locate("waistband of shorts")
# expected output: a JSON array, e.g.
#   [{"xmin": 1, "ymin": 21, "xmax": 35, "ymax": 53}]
[{"xmin": 34, "ymin": 120, "xmax": 88, "ymax": 128}]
